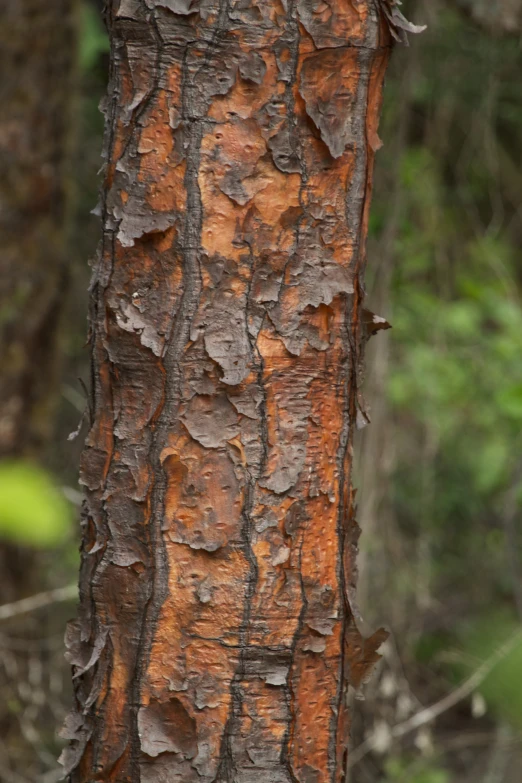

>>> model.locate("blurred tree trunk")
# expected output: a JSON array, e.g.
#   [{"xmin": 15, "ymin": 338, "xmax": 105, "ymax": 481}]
[
  {"xmin": 0, "ymin": 1, "xmax": 76, "ymax": 592},
  {"xmin": 356, "ymin": 37, "xmax": 416, "ymax": 629},
  {"xmin": 0, "ymin": 0, "xmax": 75, "ymax": 461},
  {"xmin": 63, "ymin": 2, "xmax": 400, "ymax": 781},
  {"xmin": 0, "ymin": 0, "xmax": 76, "ymax": 773},
  {"xmin": 456, "ymin": 0, "xmax": 522, "ymax": 32}
]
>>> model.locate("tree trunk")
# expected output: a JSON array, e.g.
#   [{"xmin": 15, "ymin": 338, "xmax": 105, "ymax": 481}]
[
  {"xmin": 0, "ymin": 0, "xmax": 76, "ymax": 773},
  {"xmin": 64, "ymin": 2, "xmax": 401, "ymax": 781},
  {"xmin": 0, "ymin": 0, "xmax": 75, "ymax": 463},
  {"xmin": 0, "ymin": 0, "xmax": 75, "ymax": 595}
]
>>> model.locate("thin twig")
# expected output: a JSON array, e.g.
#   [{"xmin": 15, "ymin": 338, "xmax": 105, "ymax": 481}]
[
  {"xmin": 348, "ymin": 628, "xmax": 522, "ymax": 768},
  {"xmin": 0, "ymin": 585, "xmax": 77, "ymax": 622}
]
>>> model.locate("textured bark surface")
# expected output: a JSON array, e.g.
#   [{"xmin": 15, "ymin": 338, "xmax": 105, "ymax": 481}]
[
  {"xmin": 0, "ymin": 0, "xmax": 75, "ymax": 460},
  {"xmin": 64, "ymin": 2, "xmax": 399, "ymax": 781}
]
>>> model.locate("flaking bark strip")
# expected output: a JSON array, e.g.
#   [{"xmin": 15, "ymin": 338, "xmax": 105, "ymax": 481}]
[{"xmin": 62, "ymin": 1, "xmax": 408, "ymax": 781}]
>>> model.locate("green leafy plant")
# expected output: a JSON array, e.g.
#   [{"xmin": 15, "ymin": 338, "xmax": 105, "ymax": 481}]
[
  {"xmin": 460, "ymin": 613, "xmax": 522, "ymax": 729},
  {"xmin": 384, "ymin": 756, "xmax": 449, "ymax": 783},
  {"xmin": 78, "ymin": 1, "xmax": 109, "ymax": 71},
  {"xmin": 0, "ymin": 461, "xmax": 71, "ymax": 548}
]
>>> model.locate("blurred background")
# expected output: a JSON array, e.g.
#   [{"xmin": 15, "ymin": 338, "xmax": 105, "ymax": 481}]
[{"xmin": 0, "ymin": 1, "xmax": 521, "ymax": 781}]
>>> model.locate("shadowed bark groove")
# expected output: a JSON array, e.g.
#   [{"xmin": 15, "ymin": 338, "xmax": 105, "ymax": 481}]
[{"xmin": 63, "ymin": 1, "xmax": 397, "ymax": 781}]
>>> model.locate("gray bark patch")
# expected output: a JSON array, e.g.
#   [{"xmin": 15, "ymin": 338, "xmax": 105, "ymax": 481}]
[
  {"xmin": 138, "ymin": 697, "xmax": 197, "ymax": 758},
  {"xmin": 146, "ymin": 0, "xmax": 199, "ymax": 14},
  {"xmin": 180, "ymin": 394, "xmax": 240, "ymax": 448},
  {"xmin": 299, "ymin": 49, "xmax": 358, "ymax": 159}
]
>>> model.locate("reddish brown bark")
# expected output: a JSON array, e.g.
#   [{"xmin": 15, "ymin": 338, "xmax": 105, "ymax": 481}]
[{"xmin": 63, "ymin": 2, "xmax": 407, "ymax": 781}]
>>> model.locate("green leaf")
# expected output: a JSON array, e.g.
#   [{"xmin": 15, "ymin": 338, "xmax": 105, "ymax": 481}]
[
  {"xmin": 473, "ymin": 437, "xmax": 509, "ymax": 493},
  {"xmin": 0, "ymin": 461, "xmax": 71, "ymax": 548},
  {"xmin": 384, "ymin": 757, "xmax": 449, "ymax": 783},
  {"xmin": 497, "ymin": 383, "xmax": 522, "ymax": 421},
  {"xmin": 79, "ymin": 1, "xmax": 109, "ymax": 71}
]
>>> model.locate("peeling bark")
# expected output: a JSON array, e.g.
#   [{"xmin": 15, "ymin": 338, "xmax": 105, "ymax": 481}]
[{"xmin": 65, "ymin": 2, "xmax": 397, "ymax": 781}]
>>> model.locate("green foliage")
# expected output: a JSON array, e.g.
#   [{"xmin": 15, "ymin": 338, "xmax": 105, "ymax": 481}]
[
  {"xmin": 361, "ymin": 7, "xmax": 522, "ymax": 764},
  {"xmin": 0, "ymin": 461, "xmax": 71, "ymax": 548},
  {"xmin": 460, "ymin": 613, "xmax": 522, "ymax": 729},
  {"xmin": 373, "ymin": 31, "xmax": 522, "ymax": 603},
  {"xmin": 78, "ymin": 1, "xmax": 109, "ymax": 72},
  {"xmin": 383, "ymin": 757, "xmax": 449, "ymax": 783}
]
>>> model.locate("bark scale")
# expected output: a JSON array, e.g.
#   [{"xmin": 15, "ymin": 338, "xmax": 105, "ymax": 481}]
[{"xmin": 64, "ymin": 2, "xmax": 402, "ymax": 781}]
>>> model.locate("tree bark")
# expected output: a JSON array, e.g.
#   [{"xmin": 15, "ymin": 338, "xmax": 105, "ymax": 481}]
[{"xmin": 64, "ymin": 2, "xmax": 399, "ymax": 781}]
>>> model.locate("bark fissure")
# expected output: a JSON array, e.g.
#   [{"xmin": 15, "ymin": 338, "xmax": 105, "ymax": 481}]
[
  {"xmin": 133, "ymin": 0, "xmax": 235, "ymax": 773},
  {"xmin": 282, "ymin": 529, "xmax": 309, "ymax": 783}
]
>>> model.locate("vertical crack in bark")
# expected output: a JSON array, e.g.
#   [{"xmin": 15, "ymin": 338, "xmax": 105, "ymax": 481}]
[
  {"xmin": 115, "ymin": 16, "xmax": 178, "ymax": 773},
  {"xmin": 282, "ymin": 530, "xmax": 309, "ymax": 783},
  {"xmin": 330, "ymin": 45, "xmax": 373, "ymax": 783},
  {"xmin": 331, "ymin": 293, "xmax": 355, "ymax": 783},
  {"xmin": 278, "ymin": 4, "xmax": 311, "ymax": 782},
  {"xmin": 212, "ymin": 478, "xmax": 259, "ymax": 783},
  {"xmin": 131, "ymin": 0, "xmax": 235, "ymax": 771}
]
